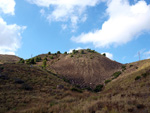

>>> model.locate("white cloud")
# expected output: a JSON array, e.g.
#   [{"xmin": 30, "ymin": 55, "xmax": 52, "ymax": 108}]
[
  {"xmin": 0, "ymin": 17, "xmax": 26, "ymax": 55},
  {"xmin": 40, "ymin": 9, "xmax": 45, "ymax": 16},
  {"xmin": 27, "ymin": 0, "xmax": 101, "ymax": 30},
  {"xmin": 143, "ymin": 50, "xmax": 150, "ymax": 59},
  {"xmin": 102, "ymin": 52, "xmax": 113, "ymax": 59},
  {"xmin": 61, "ymin": 24, "xmax": 67, "ymax": 30},
  {"xmin": 81, "ymin": 14, "xmax": 87, "ymax": 22},
  {"xmin": 0, "ymin": 0, "xmax": 15, "ymax": 15},
  {"xmin": 72, "ymin": 0, "xmax": 150, "ymax": 48}
]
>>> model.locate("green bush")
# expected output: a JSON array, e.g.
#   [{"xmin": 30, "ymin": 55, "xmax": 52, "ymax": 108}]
[
  {"xmin": 112, "ymin": 71, "xmax": 122, "ymax": 79},
  {"xmin": 135, "ymin": 76, "xmax": 141, "ymax": 80},
  {"xmin": 122, "ymin": 65, "xmax": 126, "ymax": 71},
  {"xmin": 130, "ymin": 65, "xmax": 133, "ymax": 67},
  {"xmin": 42, "ymin": 60, "xmax": 47, "ymax": 68},
  {"xmin": 64, "ymin": 51, "xmax": 67, "ymax": 54},
  {"xmin": 105, "ymin": 79, "xmax": 111, "ymax": 84},
  {"xmin": 49, "ymin": 56, "xmax": 54, "ymax": 59},
  {"xmin": 142, "ymin": 73, "xmax": 147, "ymax": 78},
  {"xmin": 34, "ymin": 56, "xmax": 41, "ymax": 62},
  {"xmin": 18, "ymin": 58, "xmax": 25, "ymax": 63},
  {"xmin": 94, "ymin": 84, "xmax": 104, "ymax": 92},
  {"xmin": 43, "ymin": 57, "xmax": 47, "ymax": 61},
  {"xmin": 85, "ymin": 87, "xmax": 92, "ymax": 91},
  {"xmin": 81, "ymin": 50, "xmax": 84, "ymax": 54},
  {"xmin": 26, "ymin": 58, "xmax": 36, "ymax": 64},
  {"xmin": 62, "ymin": 78, "xmax": 70, "ymax": 83},
  {"xmin": 87, "ymin": 48, "xmax": 96, "ymax": 53},
  {"xmin": 72, "ymin": 49, "xmax": 78, "ymax": 54},
  {"xmin": 48, "ymin": 52, "xmax": 51, "ymax": 55},
  {"xmin": 71, "ymin": 87, "xmax": 83, "ymax": 93},
  {"xmin": 0, "ymin": 66, "xmax": 4, "ymax": 70},
  {"xmin": 57, "ymin": 51, "xmax": 61, "ymax": 54},
  {"xmin": 87, "ymin": 48, "xmax": 91, "ymax": 52},
  {"xmin": 70, "ymin": 54, "xmax": 73, "ymax": 57},
  {"xmin": 102, "ymin": 53, "xmax": 106, "ymax": 57}
]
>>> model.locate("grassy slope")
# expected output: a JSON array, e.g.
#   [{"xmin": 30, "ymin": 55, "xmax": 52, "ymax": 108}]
[
  {"xmin": 0, "ymin": 63, "xmax": 92, "ymax": 113},
  {"xmin": 77, "ymin": 59, "xmax": 150, "ymax": 113},
  {"xmin": 0, "ymin": 55, "xmax": 20, "ymax": 64}
]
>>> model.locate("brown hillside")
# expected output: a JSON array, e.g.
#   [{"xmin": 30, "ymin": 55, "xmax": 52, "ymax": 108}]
[
  {"xmin": 0, "ymin": 54, "xmax": 20, "ymax": 64},
  {"xmin": 43, "ymin": 50, "xmax": 122, "ymax": 88},
  {"xmin": 76, "ymin": 59, "xmax": 150, "ymax": 113},
  {"xmin": 0, "ymin": 63, "xmax": 92, "ymax": 113}
]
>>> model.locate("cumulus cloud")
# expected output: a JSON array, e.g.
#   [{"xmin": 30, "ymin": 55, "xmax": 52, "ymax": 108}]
[
  {"xmin": 0, "ymin": 0, "xmax": 15, "ymax": 15},
  {"xmin": 102, "ymin": 52, "xmax": 113, "ymax": 59},
  {"xmin": 27, "ymin": 0, "xmax": 100, "ymax": 30},
  {"xmin": 143, "ymin": 51, "xmax": 150, "ymax": 59},
  {"xmin": 0, "ymin": 17, "xmax": 26, "ymax": 55},
  {"xmin": 72, "ymin": 0, "xmax": 150, "ymax": 48}
]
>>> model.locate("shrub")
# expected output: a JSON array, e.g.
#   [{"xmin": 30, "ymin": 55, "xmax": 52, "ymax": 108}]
[
  {"xmin": 142, "ymin": 73, "xmax": 147, "ymax": 78},
  {"xmin": 70, "ymin": 54, "xmax": 73, "ymax": 57},
  {"xmin": 105, "ymin": 79, "xmax": 111, "ymax": 84},
  {"xmin": 43, "ymin": 57, "xmax": 47, "ymax": 61},
  {"xmin": 90, "ymin": 56, "xmax": 93, "ymax": 59},
  {"xmin": 122, "ymin": 65, "xmax": 126, "ymax": 71},
  {"xmin": 26, "ymin": 58, "xmax": 36, "ymax": 64},
  {"xmin": 48, "ymin": 52, "xmax": 51, "ymax": 55},
  {"xmin": 42, "ymin": 60, "xmax": 47, "ymax": 68},
  {"xmin": 87, "ymin": 48, "xmax": 91, "ymax": 52},
  {"xmin": 63, "ymin": 78, "xmax": 70, "ymax": 83},
  {"xmin": 94, "ymin": 84, "xmax": 103, "ymax": 92},
  {"xmin": 64, "ymin": 51, "xmax": 67, "ymax": 54},
  {"xmin": 14, "ymin": 78, "xmax": 24, "ymax": 84},
  {"xmin": 81, "ymin": 50, "xmax": 84, "ymax": 54},
  {"xmin": 18, "ymin": 58, "xmax": 24, "ymax": 63},
  {"xmin": 49, "ymin": 56, "xmax": 54, "ymax": 59},
  {"xmin": 57, "ymin": 51, "xmax": 61, "ymax": 54},
  {"xmin": 85, "ymin": 87, "xmax": 92, "ymax": 91},
  {"xmin": 34, "ymin": 57, "xmax": 41, "ymax": 62},
  {"xmin": 72, "ymin": 50, "xmax": 78, "ymax": 54},
  {"xmin": 71, "ymin": 87, "xmax": 83, "ymax": 93},
  {"xmin": 91, "ymin": 50, "xmax": 96, "ymax": 53},
  {"xmin": 0, "ymin": 66, "xmax": 4, "ymax": 70},
  {"xmin": 21, "ymin": 84, "xmax": 33, "ymax": 90},
  {"xmin": 102, "ymin": 53, "xmax": 106, "ymax": 57},
  {"xmin": 130, "ymin": 65, "xmax": 133, "ymax": 67},
  {"xmin": 135, "ymin": 76, "xmax": 141, "ymax": 80},
  {"xmin": 0, "ymin": 75, "xmax": 9, "ymax": 80},
  {"xmin": 112, "ymin": 71, "xmax": 121, "ymax": 79}
]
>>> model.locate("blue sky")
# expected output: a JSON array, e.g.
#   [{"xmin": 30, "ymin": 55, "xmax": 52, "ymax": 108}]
[{"xmin": 0, "ymin": 0, "xmax": 150, "ymax": 64}]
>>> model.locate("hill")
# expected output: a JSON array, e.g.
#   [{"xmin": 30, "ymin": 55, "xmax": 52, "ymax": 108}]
[
  {"xmin": 35, "ymin": 49, "xmax": 122, "ymax": 88},
  {"xmin": 0, "ymin": 63, "xmax": 92, "ymax": 113},
  {"xmin": 74, "ymin": 59, "xmax": 150, "ymax": 113},
  {"xmin": 1, "ymin": 51, "xmax": 150, "ymax": 112},
  {"xmin": 0, "ymin": 55, "xmax": 20, "ymax": 64}
]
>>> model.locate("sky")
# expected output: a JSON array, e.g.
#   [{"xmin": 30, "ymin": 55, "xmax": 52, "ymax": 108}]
[{"xmin": 0, "ymin": 0, "xmax": 150, "ymax": 64}]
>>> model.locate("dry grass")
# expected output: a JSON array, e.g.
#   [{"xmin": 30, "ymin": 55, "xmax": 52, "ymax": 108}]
[{"xmin": 0, "ymin": 63, "xmax": 92, "ymax": 113}]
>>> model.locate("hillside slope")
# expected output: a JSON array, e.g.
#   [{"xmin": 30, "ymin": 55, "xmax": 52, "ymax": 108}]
[
  {"xmin": 0, "ymin": 63, "xmax": 91, "ymax": 113},
  {"xmin": 0, "ymin": 55, "xmax": 20, "ymax": 64},
  {"xmin": 76, "ymin": 59, "xmax": 150, "ymax": 113},
  {"xmin": 43, "ymin": 50, "xmax": 122, "ymax": 88}
]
